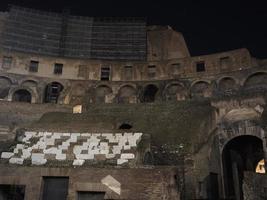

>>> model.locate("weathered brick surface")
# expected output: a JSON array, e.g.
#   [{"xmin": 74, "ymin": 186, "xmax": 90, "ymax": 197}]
[{"xmin": 0, "ymin": 165, "xmax": 180, "ymax": 200}]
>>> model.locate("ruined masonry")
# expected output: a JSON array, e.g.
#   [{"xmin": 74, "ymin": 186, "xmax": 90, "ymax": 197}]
[{"xmin": 0, "ymin": 5, "xmax": 266, "ymax": 200}]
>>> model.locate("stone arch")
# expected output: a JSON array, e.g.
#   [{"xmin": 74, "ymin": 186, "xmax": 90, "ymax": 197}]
[
  {"xmin": 221, "ymin": 135, "xmax": 264, "ymax": 199},
  {"xmin": 44, "ymin": 82, "xmax": 64, "ymax": 103},
  {"xmin": 190, "ymin": 81, "xmax": 212, "ymax": 98},
  {"xmin": 117, "ymin": 85, "xmax": 137, "ymax": 103},
  {"xmin": 164, "ymin": 82, "xmax": 186, "ymax": 101},
  {"xmin": 222, "ymin": 108, "xmax": 260, "ymax": 123},
  {"xmin": 21, "ymin": 80, "xmax": 38, "ymax": 88},
  {"xmin": 118, "ymin": 123, "xmax": 133, "ymax": 130},
  {"xmin": 243, "ymin": 72, "xmax": 267, "ymax": 90},
  {"xmin": 12, "ymin": 89, "xmax": 32, "ymax": 103},
  {"xmin": 218, "ymin": 77, "xmax": 238, "ymax": 93},
  {"xmin": 95, "ymin": 85, "xmax": 113, "ymax": 103},
  {"xmin": 141, "ymin": 84, "xmax": 159, "ymax": 103},
  {"xmin": 0, "ymin": 76, "xmax": 12, "ymax": 99}
]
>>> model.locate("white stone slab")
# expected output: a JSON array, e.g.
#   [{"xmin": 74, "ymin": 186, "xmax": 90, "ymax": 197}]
[
  {"xmin": 16, "ymin": 144, "xmax": 24, "ymax": 149},
  {"xmin": 101, "ymin": 175, "xmax": 121, "ymax": 195},
  {"xmin": 44, "ymin": 132, "xmax": 52, "ymax": 137},
  {"xmin": 31, "ymin": 153, "xmax": 47, "ymax": 165},
  {"xmin": 117, "ymin": 159, "xmax": 128, "ymax": 165},
  {"xmin": 45, "ymin": 138, "xmax": 55, "ymax": 146},
  {"xmin": 76, "ymin": 154, "xmax": 94, "ymax": 160},
  {"xmin": 37, "ymin": 141, "xmax": 47, "ymax": 149},
  {"xmin": 37, "ymin": 132, "xmax": 44, "ymax": 137},
  {"xmin": 106, "ymin": 154, "xmax": 115, "ymax": 159},
  {"xmin": 63, "ymin": 133, "xmax": 70, "ymax": 136},
  {"xmin": 21, "ymin": 149, "xmax": 31, "ymax": 159},
  {"xmin": 100, "ymin": 150, "xmax": 109, "ymax": 155},
  {"xmin": 123, "ymin": 145, "xmax": 131, "ymax": 150},
  {"xmin": 56, "ymin": 153, "xmax": 66, "ymax": 160},
  {"xmin": 44, "ymin": 147, "xmax": 59, "ymax": 154},
  {"xmin": 112, "ymin": 146, "xmax": 122, "ymax": 155},
  {"xmin": 73, "ymin": 159, "xmax": 85, "ymax": 166},
  {"xmin": 92, "ymin": 133, "xmax": 101, "ymax": 137},
  {"xmin": 13, "ymin": 148, "xmax": 19, "ymax": 154},
  {"xmin": 9, "ymin": 157, "xmax": 24, "ymax": 165},
  {"xmin": 73, "ymin": 146, "xmax": 82, "ymax": 154},
  {"xmin": 121, "ymin": 153, "xmax": 135, "ymax": 159},
  {"xmin": 1, "ymin": 152, "xmax": 14, "ymax": 159},
  {"xmin": 81, "ymin": 133, "xmax": 91, "ymax": 137}
]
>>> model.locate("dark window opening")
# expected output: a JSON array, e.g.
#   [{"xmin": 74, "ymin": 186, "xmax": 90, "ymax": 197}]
[
  {"xmin": 29, "ymin": 60, "xmax": 39, "ymax": 72},
  {"xmin": 142, "ymin": 84, "xmax": 159, "ymax": 103},
  {"xmin": 42, "ymin": 177, "xmax": 69, "ymax": 200},
  {"xmin": 0, "ymin": 184, "xmax": 25, "ymax": 200},
  {"xmin": 2, "ymin": 56, "xmax": 12, "ymax": 69},
  {"xmin": 124, "ymin": 66, "xmax": 133, "ymax": 80},
  {"xmin": 148, "ymin": 65, "xmax": 156, "ymax": 78},
  {"xmin": 101, "ymin": 67, "xmax": 110, "ymax": 81},
  {"xmin": 54, "ymin": 63, "xmax": 63, "ymax": 75},
  {"xmin": 44, "ymin": 82, "xmax": 63, "ymax": 103},
  {"xmin": 196, "ymin": 62, "xmax": 205, "ymax": 72},
  {"xmin": 12, "ymin": 89, "xmax": 32, "ymax": 103},
  {"xmin": 119, "ymin": 123, "xmax": 132, "ymax": 130},
  {"xmin": 77, "ymin": 191, "xmax": 105, "ymax": 200}
]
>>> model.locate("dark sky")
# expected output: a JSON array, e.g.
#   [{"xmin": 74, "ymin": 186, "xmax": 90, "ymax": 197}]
[{"xmin": 0, "ymin": 0, "xmax": 267, "ymax": 58}]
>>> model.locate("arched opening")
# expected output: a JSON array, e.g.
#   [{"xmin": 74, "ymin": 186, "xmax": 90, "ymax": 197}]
[
  {"xmin": 0, "ymin": 76, "xmax": 12, "ymax": 99},
  {"xmin": 191, "ymin": 81, "xmax": 211, "ymax": 99},
  {"xmin": 119, "ymin": 123, "xmax": 132, "ymax": 130},
  {"xmin": 118, "ymin": 85, "xmax": 136, "ymax": 103},
  {"xmin": 165, "ymin": 84, "xmax": 185, "ymax": 101},
  {"xmin": 222, "ymin": 135, "xmax": 264, "ymax": 200},
  {"xmin": 12, "ymin": 89, "xmax": 32, "ymax": 103},
  {"xmin": 219, "ymin": 77, "xmax": 237, "ymax": 94},
  {"xmin": 21, "ymin": 80, "xmax": 38, "ymax": 88},
  {"xmin": 142, "ymin": 84, "xmax": 159, "ymax": 103},
  {"xmin": 44, "ymin": 82, "xmax": 64, "ymax": 103},
  {"xmin": 244, "ymin": 72, "xmax": 267, "ymax": 90},
  {"xmin": 95, "ymin": 85, "xmax": 112, "ymax": 103}
]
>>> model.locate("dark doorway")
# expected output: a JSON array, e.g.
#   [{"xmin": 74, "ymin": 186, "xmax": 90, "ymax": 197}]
[
  {"xmin": 77, "ymin": 191, "xmax": 105, "ymax": 200},
  {"xmin": 0, "ymin": 184, "xmax": 25, "ymax": 200},
  {"xmin": 44, "ymin": 82, "xmax": 63, "ymax": 103},
  {"xmin": 42, "ymin": 177, "xmax": 69, "ymax": 200},
  {"xmin": 142, "ymin": 84, "xmax": 158, "ymax": 103},
  {"xmin": 12, "ymin": 89, "xmax": 32, "ymax": 103},
  {"xmin": 222, "ymin": 135, "xmax": 264, "ymax": 200},
  {"xmin": 119, "ymin": 123, "xmax": 132, "ymax": 130}
]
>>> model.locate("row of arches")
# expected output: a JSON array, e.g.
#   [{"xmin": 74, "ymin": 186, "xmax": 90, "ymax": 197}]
[
  {"xmin": 0, "ymin": 71, "xmax": 267, "ymax": 104},
  {"xmin": 0, "ymin": 76, "xmax": 65, "ymax": 104}
]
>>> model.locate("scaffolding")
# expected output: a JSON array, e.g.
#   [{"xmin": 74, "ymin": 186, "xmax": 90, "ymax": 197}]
[{"xmin": 2, "ymin": 6, "xmax": 147, "ymax": 61}]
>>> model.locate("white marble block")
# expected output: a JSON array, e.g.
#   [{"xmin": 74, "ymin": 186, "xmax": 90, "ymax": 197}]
[{"xmin": 1, "ymin": 152, "xmax": 14, "ymax": 159}]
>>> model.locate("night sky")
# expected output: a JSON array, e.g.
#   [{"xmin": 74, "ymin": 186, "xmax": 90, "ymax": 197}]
[{"xmin": 0, "ymin": 0, "xmax": 267, "ymax": 58}]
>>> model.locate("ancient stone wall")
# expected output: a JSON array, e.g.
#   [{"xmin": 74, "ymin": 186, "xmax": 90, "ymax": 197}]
[{"xmin": 0, "ymin": 165, "xmax": 180, "ymax": 200}]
